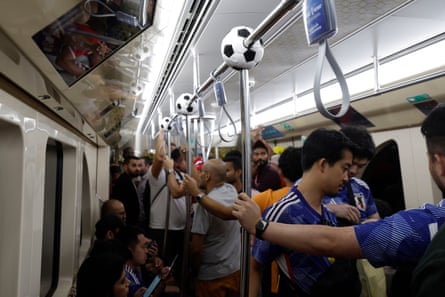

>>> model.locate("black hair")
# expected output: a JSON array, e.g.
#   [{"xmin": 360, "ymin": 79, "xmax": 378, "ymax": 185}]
[
  {"xmin": 76, "ymin": 253, "xmax": 125, "ymax": 297},
  {"xmin": 95, "ymin": 215, "xmax": 125, "ymax": 240},
  {"xmin": 110, "ymin": 164, "xmax": 121, "ymax": 175},
  {"xmin": 89, "ymin": 239, "xmax": 132, "ymax": 261},
  {"xmin": 122, "ymin": 146, "xmax": 134, "ymax": 159},
  {"xmin": 252, "ymin": 139, "xmax": 268, "ymax": 151},
  {"xmin": 278, "ymin": 147, "xmax": 302, "ymax": 182},
  {"xmin": 123, "ymin": 155, "xmax": 140, "ymax": 165},
  {"xmin": 115, "ymin": 225, "xmax": 145, "ymax": 249},
  {"xmin": 223, "ymin": 152, "xmax": 242, "ymax": 171},
  {"xmin": 421, "ymin": 103, "xmax": 445, "ymax": 156},
  {"xmin": 301, "ymin": 128, "xmax": 357, "ymax": 171},
  {"xmin": 340, "ymin": 125, "xmax": 375, "ymax": 160},
  {"xmin": 225, "ymin": 149, "xmax": 242, "ymax": 159},
  {"xmin": 171, "ymin": 148, "xmax": 182, "ymax": 162}
]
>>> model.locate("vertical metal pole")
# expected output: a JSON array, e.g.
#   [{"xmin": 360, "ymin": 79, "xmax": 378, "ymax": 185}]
[
  {"xmin": 192, "ymin": 48, "xmax": 200, "ymax": 92},
  {"xmin": 180, "ymin": 115, "xmax": 193, "ymax": 297},
  {"xmin": 240, "ymin": 69, "xmax": 252, "ymax": 297},
  {"xmin": 169, "ymin": 89, "xmax": 178, "ymax": 147},
  {"xmin": 162, "ymin": 132, "xmax": 172, "ymax": 258},
  {"xmin": 214, "ymin": 144, "xmax": 219, "ymax": 159},
  {"xmin": 373, "ymin": 55, "xmax": 380, "ymax": 93},
  {"xmin": 169, "ymin": 88, "xmax": 175, "ymax": 115},
  {"xmin": 193, "ymin": 119, "xmax": 199, "ymax": 157},
  {"xmin": 193, "ymin": 49, "xmax": 205, "ymax": 161},
  {"xmin": 199, "ymin": 118, "xmax": 205, "ymax": 161}
]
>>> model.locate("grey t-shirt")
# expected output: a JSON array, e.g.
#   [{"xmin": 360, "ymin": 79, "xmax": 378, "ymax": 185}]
[{"xmin": 191, "ymin": 183, "xmax": 241, "ymax": 280}]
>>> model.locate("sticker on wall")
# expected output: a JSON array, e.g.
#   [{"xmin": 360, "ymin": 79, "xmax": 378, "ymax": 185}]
[
  {"xmin": 280, "ymin": 122, "xmax": 295, "ymax": 131},
  {"xmin": 406, "ymin": 94, "xmax": 438, "ymax": 116}
]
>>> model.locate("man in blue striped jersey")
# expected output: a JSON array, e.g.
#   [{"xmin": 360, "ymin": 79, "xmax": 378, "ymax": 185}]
[
  {"xmin": 233, "ymin": 103, "xmax": 445, "ymax": 290},
  {"xmin": 248, "ymin": 128, "xmax": 361, "ymax": 297}
]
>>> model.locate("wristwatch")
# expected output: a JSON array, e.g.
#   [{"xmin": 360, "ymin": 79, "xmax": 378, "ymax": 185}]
[
  {"xmin": 195, "ymin": 192, "xmax": 205, "ymax": 203},
  {"xmin": 167, "ymin": 168, "xmax": 175, "ymax": 175},
  {"xmin": 255, "ymin": 219, "xmax": 269, "ymax": 240}
]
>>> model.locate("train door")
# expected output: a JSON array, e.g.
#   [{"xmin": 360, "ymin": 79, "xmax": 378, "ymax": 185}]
[
  {"xmin": 0, "ymin": 120, "xmax": 23, "ymax": 297},
  {"xmin": 40, "ymin": 140, "xmax": 64, "ymax": 297},
  {"xmin": 361, "ymin": 140, "xmax": 405, "ymax": 217},
  {"xmin": 368, "ymin": 127, "xmax": 443, "ymax": 212},
  {"xmin": 41, "ymin": 139, "xmax": 79, "ymax": 297}
]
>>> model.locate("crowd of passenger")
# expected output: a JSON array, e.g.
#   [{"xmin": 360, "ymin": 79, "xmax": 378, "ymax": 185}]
[{"xmin": 74, "ymin": 103, "xmax": 445, "ymax": 297}]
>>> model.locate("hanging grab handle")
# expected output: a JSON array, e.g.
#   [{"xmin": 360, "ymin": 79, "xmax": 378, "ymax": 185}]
[
  {"xmin": 313, "ymin": 40, "xmax": 350, "ymax": 119},
  {"xmin": 211, "ymin": 71, "xmax": 237, "ymax": 143}
]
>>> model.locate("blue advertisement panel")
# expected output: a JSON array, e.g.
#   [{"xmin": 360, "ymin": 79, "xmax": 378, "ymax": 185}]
[
  {"xmin": 303, "ymin": 0, "xmax": 337, "ymax": 45},
  {"xmin": 262, "ymin": 125, "xmax": 285, "ymax": 140}
]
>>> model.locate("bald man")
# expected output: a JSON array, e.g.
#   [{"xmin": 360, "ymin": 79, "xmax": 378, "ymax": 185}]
[
  {"xmin": 101, "ymin": 199, "xmax": 127, "ymax": 223},
  {"xmin": 184, "ymin": 159, "xmax": 241, "ymax": 297}
]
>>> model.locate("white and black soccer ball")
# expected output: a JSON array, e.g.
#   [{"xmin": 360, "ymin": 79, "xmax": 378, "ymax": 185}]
[
  {"xmin": 175, "ymin": 93, "xmax": 197, "ymax": 115},
  {"xmin": 160, "ymin": 116, "xmax": 173, "ymax": 132},
  {"xmin": 221, "ymin": 26, "xmax": 264, "ymax": 70}
]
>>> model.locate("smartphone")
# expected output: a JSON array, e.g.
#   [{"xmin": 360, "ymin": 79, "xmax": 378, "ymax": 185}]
[
  {"xmin": 143, "ymin": 255, "xmax": 178, "ymax": 297},
  {"xmin": 147, "ymin": 240, "xmax": 157, "ymax": 250}
]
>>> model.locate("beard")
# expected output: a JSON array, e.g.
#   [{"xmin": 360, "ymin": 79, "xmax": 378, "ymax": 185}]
[{"xmin": 256, "ymin": 159, "xmax": 268, "ymax": 169}]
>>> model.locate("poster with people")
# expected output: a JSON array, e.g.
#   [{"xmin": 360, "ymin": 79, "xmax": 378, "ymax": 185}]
[{"xmin": 32, "ymin": 0, "xmax": 155, "ymax": 86}]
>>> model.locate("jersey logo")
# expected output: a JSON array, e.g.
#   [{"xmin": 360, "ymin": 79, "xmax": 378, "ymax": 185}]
[{"xmin": 354, "ymin": 193, "xmax": 366, "ymax": 211}]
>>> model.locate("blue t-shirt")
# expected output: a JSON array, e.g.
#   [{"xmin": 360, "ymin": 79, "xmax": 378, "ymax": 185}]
[
  {"xmin": 323, "ymin": 177, "xmax": 378, "ymax": 221},
  {"xmin": 355, "ymin": 199, "xmax": 445, "ymax": 267},
  {"xmin": 252, "ymin": 187, "xmax": 337, "ymax": 294}
]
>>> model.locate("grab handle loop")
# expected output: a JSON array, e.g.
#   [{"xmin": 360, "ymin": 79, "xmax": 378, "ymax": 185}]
[
  {"xmin": 211, "ymin": 71, "xmax": 237, "ymax": 143},
  {"xmin": 313, "ymin": 40, "xmax": 350, "ymax": 119}
]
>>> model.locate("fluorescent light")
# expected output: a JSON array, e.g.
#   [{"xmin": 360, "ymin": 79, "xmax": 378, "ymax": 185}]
[
  {"xmin": 218, "ymin": 121, "xmax": 241, "ymax": 137},
  {"xmin": 255, "ymin": 101, "xmax": 295, "ymax": 125},
  {"xmin": 347, "ymin": 69, "xmax": 374, "ymax": 95},
  {"xmin": 295, "ymin": 92, "xmax": 316, "ymax": 113},
  {"xmin": 295, "ymin": 68, "xmax": 374, "ymax": 114},
  {"xmin": 137, "ymin": 0, "xmax": 187, "ymax": 134},
  {"xmin": 379, "ymin": 39, "xmax": 445, "ymax": 86},
  {"xmin": 293, "ymin": 38, "xmax": 445, "ymax": 116},
  {"xmin": 294, "ymin": 83, "xmax": 341, "ymax": 115}
]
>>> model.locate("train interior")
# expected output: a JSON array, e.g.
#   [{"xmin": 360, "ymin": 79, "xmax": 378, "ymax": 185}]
[{"xmin": 1, "ymin": 0, "xmax": 445, "ymax": 296}]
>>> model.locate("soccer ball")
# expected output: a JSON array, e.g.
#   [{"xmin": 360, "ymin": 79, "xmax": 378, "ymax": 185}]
[
  {"xmin": 160, "ymin": 116, "xmax": 173, "ymax": 132},
  {"xmin": 221, "ymin": 26, "xmax": 264, "ymax": 70},
  {"xmin": 175, "ymin": 93, "xmax": 197, "ymax": 115}
]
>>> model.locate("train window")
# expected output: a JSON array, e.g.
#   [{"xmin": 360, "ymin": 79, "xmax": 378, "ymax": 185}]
[
  {"xmin": 40, "ymin": 140, "xmax": 63, "ymax": 297},
  {"xmin": 361, "ymin": 140, "xmax": 405, "ymax": 217},
  {"xmin": 0, "ymin": 120, "xmax": 23, "ymax": 296}
]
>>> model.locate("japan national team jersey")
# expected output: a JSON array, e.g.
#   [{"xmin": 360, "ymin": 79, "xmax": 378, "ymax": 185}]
[
  {"xmin": 323, "ymin": 177, "xmax": 378, "ymax": 221},
  {"xmin": 355, "ymin": 199, "xmax": 445, "ymax": 267},
  {"xmin": 252, "ymin": 186, "xmax": 337, "ymax": 294}
]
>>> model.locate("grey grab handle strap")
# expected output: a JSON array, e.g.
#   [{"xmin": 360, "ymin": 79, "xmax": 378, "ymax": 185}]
[
  {"xmin": 211, "ymin": 71, "xmax": 237, "ymax": 143},
  {"xmin": 313, "ymin": 40, "xmax": 350, "ymax": 119}
]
